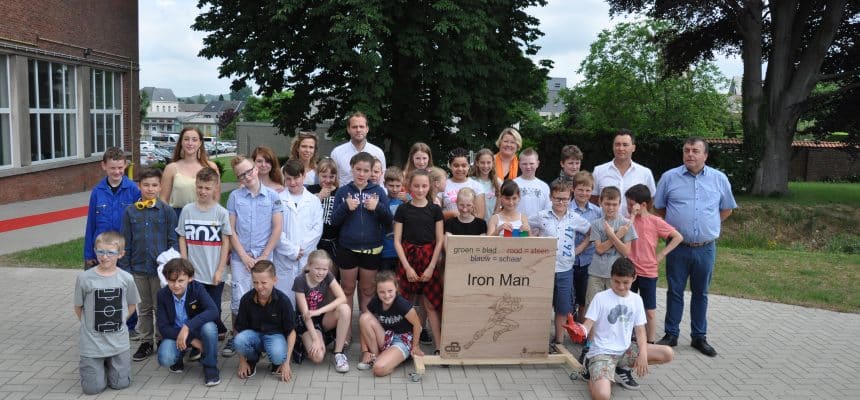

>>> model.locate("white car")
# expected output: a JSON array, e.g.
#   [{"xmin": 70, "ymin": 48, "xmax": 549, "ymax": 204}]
[{"xmin": 139, "ymin": 151, "xmax": 158, "ymax": 167}]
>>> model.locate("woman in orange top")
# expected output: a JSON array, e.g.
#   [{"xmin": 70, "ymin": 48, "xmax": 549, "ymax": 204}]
[{"xmin": 493, "ymin": 127, "xmax": 522, "ymax": 181}]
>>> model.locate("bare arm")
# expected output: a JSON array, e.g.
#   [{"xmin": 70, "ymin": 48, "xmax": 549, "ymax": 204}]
[
  {"xmin": 719, "ymin": 209, "xmax": 733, "ymax": 221},
  {"xmin": 215, "ymin": 234, "xmax": 231, "ymax": 285},
  {"xmin": 160, "ymin": 163, "xmax": 176, "ymax": 203},
  {"xmin": 207, "ymin": 160, "xmax": 221, "ymax": 203},
  {"xmin": 474, "ymin": 193, "xmax": 486, "ymax": 222},
  {"xmin": 657, "ymin": 229, "xmax": 684, "ymax": 263},
  {"xmin": 574, "ymin": 228, "xmax": 591, "ymax": 255},
  {"xmin": 75, "ymin": 305, "xmax": 83, "ymax": 320},
  {"xmin": 487, "ymin": 214, "xmax": 500, "ymax": 236},
  {"xmin": 633, "ymin": 324, "xmax": 649, "ymax": 377},
  {"xmin": 179, "ymin": 237, "xmax": 188, "ymax": 259},
  {"xmin": 405, "ymin": 308, "xmax": 424, "ymax": 357}
]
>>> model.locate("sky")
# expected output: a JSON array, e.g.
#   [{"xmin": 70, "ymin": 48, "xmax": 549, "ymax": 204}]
[{"xmin": 139, "ymin": 0, "xmax": 743, "ymax": 98}]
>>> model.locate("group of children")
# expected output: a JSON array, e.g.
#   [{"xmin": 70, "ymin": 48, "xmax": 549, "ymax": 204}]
[{"xmin": 77, "ymin": 132, "xmax": 682, "ymax": 398}]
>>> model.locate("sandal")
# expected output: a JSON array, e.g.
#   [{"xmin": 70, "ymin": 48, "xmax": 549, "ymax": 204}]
[{"xmin": 357, "ymin": 351, "xmax": 376, "ymax": 370}]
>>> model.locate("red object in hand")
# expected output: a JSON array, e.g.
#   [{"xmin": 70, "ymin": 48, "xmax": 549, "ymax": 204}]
[{"xmin": 564, "ymin": 313, "xmax": 587, "ymax": 343}]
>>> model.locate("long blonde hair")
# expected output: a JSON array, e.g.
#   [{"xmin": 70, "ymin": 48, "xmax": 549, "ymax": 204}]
[
  {"xmin": 289, "ymin": 132, "xmax": 319, "ymax": 171},
  {"xmin": 403, "ymin": 142, "xmax": 434, "ymax": 178}
]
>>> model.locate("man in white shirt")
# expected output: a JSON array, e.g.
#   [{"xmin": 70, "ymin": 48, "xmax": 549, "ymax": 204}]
[
  {"xmin": 590, "ymin": 130, "xmax": 656, "ymax": 216},
  {"xmin": 330, "ymin": 112, "xmax": 387, "ymax": 186}
]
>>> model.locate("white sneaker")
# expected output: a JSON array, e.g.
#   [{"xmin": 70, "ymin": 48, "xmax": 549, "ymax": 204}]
[{"xmin": 333, "ymin": 352, "xmax": 349, "ymax": 373}]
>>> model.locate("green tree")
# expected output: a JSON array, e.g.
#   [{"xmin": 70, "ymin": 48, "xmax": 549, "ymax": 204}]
[
  {"xmin": 606, "ymin": 0, "xmax": 860, "ymax": 195},
  {"xmin": 193, "ymin": 0, "xmax": 551, "ymax": 160},
  {"xmin": 567, "ymin": 20, "xmax": 730, "ymax": 137},
  {"xmin": 195, "ymin": 94, "xmax": 206, "ymax": 104},
  {"xmin": 240, "ymin": 91, "xmax": 293, "ymax": 123},
  {"xmin": 229, "ymin": 86, "xmax": 253, "ymax": 102},
  {"xmin": 139, "ymin": 90, "xmax": 150, "ymax": 122}
]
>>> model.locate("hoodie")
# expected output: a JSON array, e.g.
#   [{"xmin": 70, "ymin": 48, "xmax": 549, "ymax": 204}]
[{"xmin": 330, "ymin": 181, "xmax": 393, "ymax": 250}]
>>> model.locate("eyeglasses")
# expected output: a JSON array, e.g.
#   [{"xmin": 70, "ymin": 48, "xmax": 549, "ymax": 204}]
[
  {"xmin": 551, "ymin": 197, "xmax": 570, "ymax": 202},
  {"xmin": 235, "ymin": 166, "xmax": 256, "ymax": 181},
  {"xmin": 95, "ymin": 249, "xmax": 120, "ymax": 257}
]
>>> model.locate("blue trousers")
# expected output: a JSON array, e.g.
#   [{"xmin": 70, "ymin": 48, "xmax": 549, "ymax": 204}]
[
  {"xmin": 664, "ymin": 242, "xmax": 716, "ymax": 338},
  {"xmin": 157, "ymin": 321, "xmax": 219, "ymax": 369},
  {"xmin": 234, "ymin": 330, "xmax": 287, "ymax": 366}
]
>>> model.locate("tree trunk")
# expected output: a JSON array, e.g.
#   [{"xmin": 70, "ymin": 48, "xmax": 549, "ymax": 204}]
[{"xmin": 751, "ymin": 119, "xmax": 794, "ymax": 195}]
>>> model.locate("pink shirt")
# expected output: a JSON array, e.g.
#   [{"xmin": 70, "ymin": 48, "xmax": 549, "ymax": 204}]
[{"xmin": 629, "ymin": 214, "xmax": 676, "ymax": 278}]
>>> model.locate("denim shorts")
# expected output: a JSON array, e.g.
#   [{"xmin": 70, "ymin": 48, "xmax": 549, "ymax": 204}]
[
  {"xmin": 553, "ymin": 270, "xmax": 574, "ymax": 315},
  {"xmin": 383, "ymin": 330, "xmax": 413, "ymax": 360}
]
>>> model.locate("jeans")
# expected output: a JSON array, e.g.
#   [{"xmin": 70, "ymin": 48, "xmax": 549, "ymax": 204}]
[
  {"xmin": 664, "ymin": 242, "xmax": 716, "ymax": 338},
  {"xmin": 202, "ymin": 282, "xmax": 227, "ymax": 334},
  {"xmin": 233, "ymin": 330, "xmax": 287, "ymax": 366},
  {"xmin": 157, "ymin": 321, "xmax": 219, "ymax": 368}
]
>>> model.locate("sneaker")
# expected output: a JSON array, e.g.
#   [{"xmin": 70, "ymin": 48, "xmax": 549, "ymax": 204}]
[
  {"xmin": 333, "ymin": 352, "xmax": 349, "ymax": 373},
  {"xmin": 656, "ymin": 333, "xmax": 678, "ymax": 347},
  {"xmin": 419, "ymin": 329, "xmax": 433, "ymax": 345},
  {"xmin": 221, "ymin": 337, "xmax": 235, "ymax": 357},
  {"xmin": 204, "ymin": 368, "xmax": 221, "ymax": 386},
  {"xmin": 168, "ymin": 359, "xmax": 184, "ymax": 373},
  {"xmin": 242, "ymin": 362, "xmax": 256, "ymax": 379},
  {"xmin": 189, "ymin": 348, "xmax": 202, "ymax": 361},
  {"xmin": 132, "ymin": 342, "xmax": 154, "ymax": 361},
  {"xmin": 270, "ymin": 363, "xmax": 281, "ymax": 375},
  {"xmin": 691, "ymin": 337, "xmax": 717, "ymax": 357},
  {"xmin": 614, "ymin": 367, "xmax": 640, "ymax": 390},
  {"xmin": 357, "ymin": 352, "xmax": 375, "ymax": 371}
]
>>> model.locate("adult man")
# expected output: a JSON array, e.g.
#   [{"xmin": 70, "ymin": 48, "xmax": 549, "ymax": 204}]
[
  {"xmin": 653, "ymin": 137, "xmax": 737, "ymax": 357},
  {"xmin": 330, "ymin": 112, "xmax": 386, "ymax": 186},
  {"xmin": 590, "ymin": 130, "xmax": 656, "ymax": 216}
]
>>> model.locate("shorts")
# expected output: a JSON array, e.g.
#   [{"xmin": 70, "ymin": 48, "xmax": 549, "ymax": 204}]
[
  {"xmin": 573, "ymin": 264, "xmax": 589, "ymax": 306},
  {"xmin": 383, "ymin": 330, "xmax": 413, "ymax": 360},
  {"xmin": 553, "ymin": 270, "xmax": 574, "ymax": 315},
  {"xmin": 631, "ymin": 276, "xmax": 658, "ymax": 310},
  {"xmin": 585, "ymin": 275, "xmax": 611, "ymax": 310},
  {"xmin": 587, "ymin": 342, "xmax": 640, "ymax": 384},
  {"xmin": 296, "ymin": 315, "xmax": 325, "ymax": 336},
  {"xmin": 336, "ymin": 245, "xmax": 381, "ymax": 271},
  {"xmin": 379, "ymin": 257, "xmax": 398, "ymax": 272}
]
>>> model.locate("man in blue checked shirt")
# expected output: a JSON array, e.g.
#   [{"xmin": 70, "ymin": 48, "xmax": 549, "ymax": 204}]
[{"xmin": 653, "ymin": 137, "xmax": 737, "ymax": 357}]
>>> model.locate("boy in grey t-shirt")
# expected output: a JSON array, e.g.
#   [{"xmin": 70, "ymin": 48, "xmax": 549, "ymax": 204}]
[
  {"xmin": 74, "ymin": 232, "xmax": 140, "ymax": 395},
  {"xmin": 586, "ymin": 187, "xmax": 637, "ymax": 310}
]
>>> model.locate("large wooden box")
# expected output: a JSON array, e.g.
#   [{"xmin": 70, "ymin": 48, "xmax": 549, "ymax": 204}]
[{"xmin": 440, "ymin": 235, "xmax": 555, "ymax": 359}]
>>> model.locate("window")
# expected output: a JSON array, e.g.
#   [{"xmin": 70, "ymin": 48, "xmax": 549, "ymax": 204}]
[
  {"xmin": 90, "ymin": 69, "xmax": 122, "ymax": 153},
  {"xmin": 1, "ymin": 55, "xmax": 11, "ymax": 167},
  {"xmin": 28, "ymin": 59, "xmax": 76, "ymax": 162}
]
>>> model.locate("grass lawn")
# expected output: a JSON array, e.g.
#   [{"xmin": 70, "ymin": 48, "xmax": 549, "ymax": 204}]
[
  {"xmin": 736, "ymin": 181, "xmax": 860, "ymax": 207},
  {"xmin": 0, "ymin": 237, "xmax": 85, "ymax": 269}
]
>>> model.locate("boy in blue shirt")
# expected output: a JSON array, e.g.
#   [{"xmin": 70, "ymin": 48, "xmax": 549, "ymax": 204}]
[
  {"xmin": 120, "ymin": 167, "xmax": 178, "ymax": 361},
  {"xmin": 156, "ymin": 258, "xmax": 221, "ymax": 386},
  {"xmin": 569, "ymin": 171, "xmax": 603, "ymax": 321},
  {"xmin": 380, "ymin": 166, "xmax": 405, "ymax": 272}
]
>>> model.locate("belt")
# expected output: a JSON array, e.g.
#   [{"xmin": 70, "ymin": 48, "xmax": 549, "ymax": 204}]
[
  {"xmin": 351, "ymin": 246, "xmax": 383, "ymax": 255},
  {"xmin": 681, "ymin": 240, "xmax": 714, "ymax": 247}
]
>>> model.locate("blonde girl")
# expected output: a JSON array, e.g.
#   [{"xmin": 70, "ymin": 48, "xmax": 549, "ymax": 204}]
[
  {"xmin": 470, "ymin": 148, "xmax": 501, "ymax": 221},
  {"xmin": 403, "ymin": 142, "xmax": 434, "ymax": 178},
  {"xmin": 289, "ymin": 132, "xmax": 319, "ymax": 185}
]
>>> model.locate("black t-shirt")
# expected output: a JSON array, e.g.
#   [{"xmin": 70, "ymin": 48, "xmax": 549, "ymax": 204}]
[
  {"xmin": 444, "ymin": 217, "xmax": 487, "ymax": 236},
  {"xmin": 292, "ymin": 272, "xmax": 334, "ymax": 311},
  {"xmin": 394, "ymin": 202, "xmax": 443, "ymax": 244},
  {"xmin": 307, "ymin": 184, "xmax": 337, "ymax": 240},
  {"xmin": 366, "ymin": 294, "xmax": 414, "ymax": 334}
]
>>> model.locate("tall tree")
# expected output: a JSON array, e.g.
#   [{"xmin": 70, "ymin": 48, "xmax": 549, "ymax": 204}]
[
  {"xmin": 569, "ymin": 20, "xmax": 730, "ymax": 137},
  {"xmin": 607, "ymin": 0, "xmax": 860, "ymax": 195},
  {"xmin": 229, "ymin": 86, "xmax": 253, "ymax": 102},
  {"xmin": 193, "ymin": 0, "xmax": 551, "ymax": 159}
]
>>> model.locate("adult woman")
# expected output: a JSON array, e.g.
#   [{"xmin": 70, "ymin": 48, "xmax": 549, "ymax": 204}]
[
  {"xmin": 289, "ymin": 132, "xmax": 319, "ymax": 185},
  {"xmin": 250, "ymin": 146, "xmax": 285, "ymax": 192},
  {"xmin": 161, "ymin": 127, "xmax": 219, "ymax": 216},
  {"xmin": 493, "ymin": 127, "xmax": 523, "ymax": 181}
]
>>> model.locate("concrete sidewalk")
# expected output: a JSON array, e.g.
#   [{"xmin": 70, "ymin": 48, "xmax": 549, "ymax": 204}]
[{"xmin": 0, "ymin": 266, "xmax": 856, "ymax": 399}]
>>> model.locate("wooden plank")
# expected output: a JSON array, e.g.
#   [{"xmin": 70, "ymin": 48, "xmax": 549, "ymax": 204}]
[{"xmin": 440, "ymin": 235, "xmax": 556, "ymax": 359}]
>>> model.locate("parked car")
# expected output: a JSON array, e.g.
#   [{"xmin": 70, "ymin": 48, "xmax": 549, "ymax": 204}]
[
  {"xmin": 139, "ymin": 151, "xmax": 158, "ymax": 167},
  {"xmin": 151, "ymin": 147, "xmax": 172, "ymax": 163},
  {"xmin": 205, "ymin": 143, "xmax": 217, "ymax": 155}
]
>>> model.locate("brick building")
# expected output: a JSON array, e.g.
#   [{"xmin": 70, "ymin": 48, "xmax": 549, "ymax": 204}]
[{"xmin": 0, "ymin": 1, "xmax": 139, "ymax": 204}]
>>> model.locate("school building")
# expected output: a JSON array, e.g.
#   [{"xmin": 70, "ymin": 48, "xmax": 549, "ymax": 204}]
[{"xmin": 0, "ymin": 1, "xmax": 139, "ymax": 204}]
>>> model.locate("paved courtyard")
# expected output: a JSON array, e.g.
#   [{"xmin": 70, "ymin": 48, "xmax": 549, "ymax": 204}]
[{"xmin": 0, "ymin": 266, "xmax": 856, "ymax": 399}]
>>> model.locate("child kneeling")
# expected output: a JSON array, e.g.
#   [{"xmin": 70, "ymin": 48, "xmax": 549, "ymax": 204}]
[
  {"xmin": 156, "ymin": 258, "xmax": 221, "ymax": 386},
  {"xmin": 234, "ymin": 260, "xmax": 297, "ymax": 382},
  {"xmin": 293, "ymin": 250, "xmax": 351, "ymax": 372},
  {"xmin": 580, "ymin": 257, "xmax": 673, "ymax": 400},
  {"xmin": 358, "ymin": 270, "xmax": 424, "ymax": 377}
]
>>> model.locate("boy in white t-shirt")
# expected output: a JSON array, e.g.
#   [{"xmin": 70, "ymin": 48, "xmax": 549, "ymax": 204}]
[
  {"xmin": 514, "ymin": 148, "xmax": 551, "ymax": 218},
  {"xmin": 578, "ymin": 257, "xmax": 674, "ymax": 399}
]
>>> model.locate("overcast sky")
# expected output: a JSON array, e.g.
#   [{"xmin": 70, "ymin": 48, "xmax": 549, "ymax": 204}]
[{"xmin": 139, "ymin": 0, "xmax": 743, "ymax": 98}]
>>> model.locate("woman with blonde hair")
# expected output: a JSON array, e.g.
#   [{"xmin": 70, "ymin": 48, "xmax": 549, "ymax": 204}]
[
  {"xmin": 161, "ymin": 127, "xmax": 220, "ymax": 216},
  {"xmin": 493, "ymin": 127, "xmax": 522, "ymax": 181},
  {"xmin": 290, "ymin": 131, "xmax": 319, "ymax": 185}
]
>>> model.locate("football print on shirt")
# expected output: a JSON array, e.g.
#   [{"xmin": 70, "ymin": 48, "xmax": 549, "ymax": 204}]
[{"xmin": 94, "ymin": 288, "xmax": 124, "ymax": 333}]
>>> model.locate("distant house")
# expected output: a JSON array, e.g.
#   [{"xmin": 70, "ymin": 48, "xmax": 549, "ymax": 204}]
[
  {"xmin": 141, "ymin": 93, "xmax": 243, "ymax": 138},
  {"xmin": 0, "ymin": 1, "xmax": 139, "ymax": 204},
  {"xmin": 142, "ymin": 86, "xmax": 179, "ymax": 113},
  {"xmin": 186, "ymin": 100, "xmax": 244, "ymax": 137},
  {"xmin": 538, "ymin": 77, "xmax": 566, "ymax": 117}
]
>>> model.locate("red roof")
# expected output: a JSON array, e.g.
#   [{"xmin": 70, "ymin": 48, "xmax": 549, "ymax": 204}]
[{"xmin": 706, "ymin": 138, "xmax": 853, "ymax": 149}]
